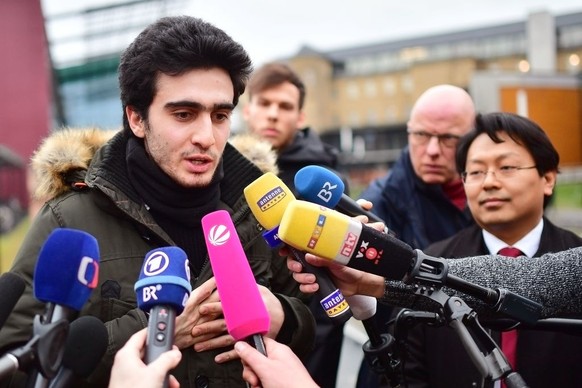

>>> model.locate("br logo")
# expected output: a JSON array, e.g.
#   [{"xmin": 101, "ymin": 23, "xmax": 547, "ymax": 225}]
[
  {"xmin": 142, "ymin": 284, "xmax": 162, "ymax": 302},
  {"xmin": 316, "ymin": 181, "xmax": 339, "ymax": 204}
]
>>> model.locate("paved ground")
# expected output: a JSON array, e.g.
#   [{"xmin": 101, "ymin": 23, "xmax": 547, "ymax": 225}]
[{"xmin": 337, "ymin": 319, "xmax": 367, "ymax": 388}]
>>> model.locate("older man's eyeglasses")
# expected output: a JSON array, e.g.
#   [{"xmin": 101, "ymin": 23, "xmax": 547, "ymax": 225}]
[
  {"xmin": 407, "ymin": 129, "xmax": 461, "ymax": 148},
  {"xmin": 461, "ymin": 166, "xmax": 537, "ymax": 185}
]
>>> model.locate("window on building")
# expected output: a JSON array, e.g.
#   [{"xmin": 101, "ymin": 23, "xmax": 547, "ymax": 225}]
[
  {"xmin": 385, "ymin": 106, "xmax": 397, "ymax": 123},
  {"xmin": 401, "ymin": 76, "xmax": 414, "ymax": 94},
  {"xmin": 346, "ymin": 82, "xmax": 360, "ymax": 99},
  {"xmin": 367, "ymin": 109, "xmax": 378, "ymax": 125},
  {"xmin": 301, "ymin": 69, "xmax": 317, "ymax": 86},
  {"xmin": 559, "ymin": 26, "xmax": 582, "ymax": 48},
  {"xmin": 383, "ymin": 78, "xmax": 396, "ymax": 96},
  {"xmin": 349, "ymin": 111, "xmax": 360, "ymax": 127},
  {"xmin": 364, "ymin": 80, "xmax": 377, "ymax": 98}
]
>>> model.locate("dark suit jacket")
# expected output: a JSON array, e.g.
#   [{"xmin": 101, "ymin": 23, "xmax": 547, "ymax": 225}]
[{"xmin": 399, "ymin": 218, "xmax": 582, "ymax": 388}]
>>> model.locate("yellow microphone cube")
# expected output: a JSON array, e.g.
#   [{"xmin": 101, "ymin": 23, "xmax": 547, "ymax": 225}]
[
  {"xmin": 244, "ymin": 172, "xmax": 296, "ymax": 230},
  {"xmin": 279, "ymin": 200, "xmax": 361, "ymax": 265}
]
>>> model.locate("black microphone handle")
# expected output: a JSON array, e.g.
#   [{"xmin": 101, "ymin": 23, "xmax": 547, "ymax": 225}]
[
  {"xmin": 360, "ymin": 317, "xmax": 397, "ymax": 382},
  {"xmin": 47, "ymin": 368, "xmax": 73, "ymax": 388},
  {"xmin": 248, "ymin": 334, "xmax": 267, "ymax": 356},
  {"xmin": 43, "ymin": 305, "xmax": 75, "ymax": 324},
  {"xmin": 289, "ymin": 247, "xmax": 353, "ymax": 325},
  {"xmin": 30, "ymin": 304, "xmax": 76, "ymax": 388},
  {"xmin": 361, "ymin": 317, "xmax": 384, "ymax": 347},
  {"xmin": 145, "ymin": 305, "xmax": 176, "ymax": 364},
  {"xmin": 0, "ymin": 273, "xmax": 25, "ymax": 332},
  {"xmin": 145, "ymin": 305, "xmax": 176, "ymax": 388},
  {"xmin": 337, "ymin": 194, "xmax": 385, "ymax": 224}
]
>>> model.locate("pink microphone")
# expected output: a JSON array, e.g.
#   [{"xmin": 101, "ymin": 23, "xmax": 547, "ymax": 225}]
[{"xmin": 201, "ymin": 210, "xmax": 270, "ymax": 355}]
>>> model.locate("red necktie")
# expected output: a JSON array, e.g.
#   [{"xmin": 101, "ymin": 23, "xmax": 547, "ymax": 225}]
[{"xmin": 498, "ymin": 247, "xmax": 523, "ymax": 388}]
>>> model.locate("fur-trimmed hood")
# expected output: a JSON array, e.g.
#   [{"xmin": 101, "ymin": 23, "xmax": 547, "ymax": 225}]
[
  {"xmin": 30, "ymin": 128, "xmax": 278, "ymax": 201},
  {"xmin": 30, "ymin": 128, "xmax": 118, "ymax": 201},
  {"xmin": 228, "ymin": 132, "xmax": 279, "ymax": 175}
]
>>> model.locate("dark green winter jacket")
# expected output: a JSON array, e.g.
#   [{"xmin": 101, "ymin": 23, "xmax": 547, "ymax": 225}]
[{"xmin": 0, "ymin": 129, "xmax": 315, "ymax": 387}]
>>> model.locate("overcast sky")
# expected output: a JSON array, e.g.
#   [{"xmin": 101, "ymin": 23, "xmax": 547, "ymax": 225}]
[{"xmin": 42, "ymin": 0, "xmax": 582, "ymax": 67}]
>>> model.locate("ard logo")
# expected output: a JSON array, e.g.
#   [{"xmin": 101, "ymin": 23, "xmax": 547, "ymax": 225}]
[
  {"xmin": 144, "ymin": 251, "xmax": 170, "ymax": 276},
  {"xmin": 208, "ymin": 224, "xmax": 230, "ymax": 246}
]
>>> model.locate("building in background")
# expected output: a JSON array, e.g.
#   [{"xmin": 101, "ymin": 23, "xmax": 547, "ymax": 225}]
[
  {"xmin": 284, "ymin": 10, "xmax": 582, "ymax": 185},
  {"xmin": 2, "ymin": 3, "xmax": 582, "ymax": 216},
  {"xmin": 45, "ymin": 6, "xmax": 582, "ymax": 184},
  {"xmin": 0, "ymin": 0, "xmax": 51, "ymax": 241},
  {"xmin": 0, "ymin": 0, "xmax": 187, "ymax": 209},
  {"xmin": 44, "ymin": 0, "xmax": 189, "ymax": 129},
  {"xmin": 0, "ymin": 0, "xmax": 186, "ymax": 272}
]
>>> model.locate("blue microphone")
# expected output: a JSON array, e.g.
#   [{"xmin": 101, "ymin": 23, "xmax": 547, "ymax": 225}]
[
  {"xmin": 34, "ymin": 228, "xmax": 100, "ymax": 321},
  {"xmin": 294, "ymin": 165, "xmax": 387, "ymax": 225},
  {"xmin": 134, "ymin": 246, "xmax": 191, "ymax": 380},
  {"xmin": 0, "ymin": 228, "xmax": 100, "ymax": 384}
]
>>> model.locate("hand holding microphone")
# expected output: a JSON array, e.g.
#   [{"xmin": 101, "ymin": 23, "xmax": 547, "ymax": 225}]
[
  {"xmin": 109, "ymin": 329, "xmax": 181, "ymax": 388},
  {"xmin": 202, "ymin": 210, "xmax": 271, "ymax": 355},
  {"xmin": 244, "ymin": 172, "xmax": 352, "ymax": 325},
  {"xmin": 134, "ymin": 246, "xmax": 192, "ymax": 388},
  {"xmin": 280, "ymin": 201, "xmax": 542, "ymax": 323},
  {"xmin": 285, "ymin": 254, "xmax": 386, "ymax": 299},
  {"xmin": 278, "ymin": 200, "xmax": 413, "ymax": 280},
  {"xmin": 234, "ymin": 337, "xmax": 318, "ymax": 388}
]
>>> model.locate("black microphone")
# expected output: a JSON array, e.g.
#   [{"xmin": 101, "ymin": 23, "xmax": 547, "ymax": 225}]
[
  {"xmin": 347, "ymin": 295, "xmax": 397, "ymax": 381},
  {"xmin": 0, "ymin": 273, "xmax": 26, "ymax": 332},
  {"xmin": 48, "ymin": 316, "xmax": 108, "ymax": 388},
  {"xmin": 278, "ymin": 200, "xmax": 542, "ymax": 323},
  {"xmin": 294, "ymin": 165, "xmax": 387, "ymax": 225},
  {"xmin": 134, "ymin": 247, "xmax": 191, "ymax": 388},
  {"xmin": 346, "ymin": 295, "xmax": 380, "ymax": 337}
]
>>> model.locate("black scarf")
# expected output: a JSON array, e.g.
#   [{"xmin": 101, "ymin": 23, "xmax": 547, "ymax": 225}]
[{"xmin": 126, "ymin": 137, "xmax": 223, "ymax": 273}]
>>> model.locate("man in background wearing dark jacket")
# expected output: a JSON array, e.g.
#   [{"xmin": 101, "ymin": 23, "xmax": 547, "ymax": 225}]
[
  {"xmin": 357, "ymin": 84, "xmax": 476, "ymax": 387},
  {"xmin": 243, "ymin": 62, "xmax": 346, "ymax": 388}
]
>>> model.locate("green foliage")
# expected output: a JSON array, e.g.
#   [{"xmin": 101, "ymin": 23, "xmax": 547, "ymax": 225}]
[
  {"xmin": 0, "ymin": 217, "xmax": 29, "ymax": 273},
  {"xmin": 554, "ymin": 183, "xmax": 582, "ymax": 208}
]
